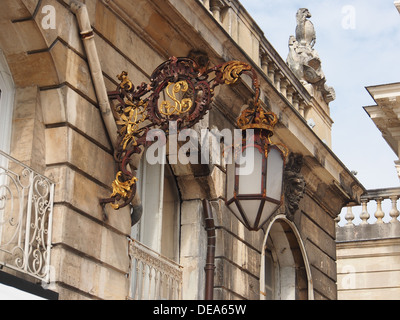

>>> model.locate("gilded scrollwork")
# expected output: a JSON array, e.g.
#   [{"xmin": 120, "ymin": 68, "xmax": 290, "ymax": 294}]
[
  {"xmin": 110, "ymin": 172, "xmax": 138, "ymax": 210},
  {"xmin": 115, "ymin": 99, "xmax": 148, "ymax": 150}
]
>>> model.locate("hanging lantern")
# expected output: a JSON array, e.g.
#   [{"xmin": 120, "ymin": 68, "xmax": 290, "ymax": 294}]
[{"xmin": 225, "ymin": 103, "xmax": 288, "ymax": 231}]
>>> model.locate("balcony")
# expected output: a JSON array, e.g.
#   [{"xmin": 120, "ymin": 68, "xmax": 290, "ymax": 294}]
[
  {"xmin": 0, "ymin": 150, "xmax": 55, "ymax": 283},
  {"xmin": 128, "ymin": 239, "xmax": 183, "ymax": 300}
]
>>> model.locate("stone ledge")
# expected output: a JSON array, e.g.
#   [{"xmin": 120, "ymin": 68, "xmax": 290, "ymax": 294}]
[{"xmin": 337, "ymin": 223, "xmax": 400, "ymax": 243}]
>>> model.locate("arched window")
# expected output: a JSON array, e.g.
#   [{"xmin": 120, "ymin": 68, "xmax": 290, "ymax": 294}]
[
  {"xmin": 264, "ymin": 247, "xmax": 277, "ymax": 300},
  {"xmin": 131, "ymin": 157, "xmax": 181, "ymax": 263},
  {"xmin": 261, "ymin": 217, "xmax": 313, "ymax": 300},
  {"xmin": 0, "ymin": 48, "xmax": 14, "ymax": 155}
]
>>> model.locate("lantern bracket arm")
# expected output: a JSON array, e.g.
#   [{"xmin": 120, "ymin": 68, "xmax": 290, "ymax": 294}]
[{"xmin": 101, "ymin": 54, "xmax": 279, "ymax": 211}]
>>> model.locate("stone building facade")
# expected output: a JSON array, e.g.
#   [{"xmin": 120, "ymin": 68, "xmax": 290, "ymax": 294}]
[{"xmin": 0, "ymin": 0, "xmax": 364, "ymax": 300}]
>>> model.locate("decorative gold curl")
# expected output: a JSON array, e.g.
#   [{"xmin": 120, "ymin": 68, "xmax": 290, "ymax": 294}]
[
  {"xmin": 159, "ymin": 81, "xmax": 193, "ymax": 116},
  {"xmin": 117, "ymin": 71, "xmax": 133, "ymax": 91},
  {"xmin": 110, "ymin": 172, "xmax": 138, "ymax": 210},
  {"xmin": 221, "ymin": 61, "xmax": 252, "ymax": 85},
  {"xmin": 116, "ymin": 100, "xmax": 148, "ymax": 150}
]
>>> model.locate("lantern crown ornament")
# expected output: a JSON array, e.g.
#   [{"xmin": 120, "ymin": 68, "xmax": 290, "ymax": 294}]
[{"xmin": 237, "ymin": 100, "xmax": 278, "ymax": 133}]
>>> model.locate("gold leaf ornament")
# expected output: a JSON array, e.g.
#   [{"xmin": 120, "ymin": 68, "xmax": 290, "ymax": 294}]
[
  {"xmin": 221, "ymin": 61, "xmax": 252, "ymax": 85},
  {"xmin": 110, "ymin": 172, "xmax": 138, "ymax": 209},
  {"xmin": 159, "ymin": 81, "xmax": 193, "ymax": 116}
]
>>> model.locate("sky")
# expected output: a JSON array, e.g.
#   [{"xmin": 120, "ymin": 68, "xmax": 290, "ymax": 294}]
[{"xmin": 241, "ymin": 0, "xmax": 400, "ymax": 190}]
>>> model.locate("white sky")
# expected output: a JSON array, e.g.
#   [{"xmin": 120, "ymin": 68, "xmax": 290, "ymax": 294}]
[{"xmin": 241, "ymin": 0, "xmax": 400, "ymax": 191}]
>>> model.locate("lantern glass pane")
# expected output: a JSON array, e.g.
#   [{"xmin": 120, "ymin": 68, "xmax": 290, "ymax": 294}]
[
  {"xmin": 227, "ymin": 201, "xmax": 246, "ymax": 226},
  {"xmin": 239, "ymin": 199, "xmax": 262, "ymax": 228},
  {"xmin": 226, "ymin": 162, "xmax": 235, "ymax": 201},
  {"xmin": 266, "ymin": 147, "xmax": 284, "ymax": 201},
  {"xmin": 260, "ymin": 202, "xmax": 280, "ymax": 228},
  {"xmin": 238, "ymin": 147, "xmax": 263, "ymax": 195}
]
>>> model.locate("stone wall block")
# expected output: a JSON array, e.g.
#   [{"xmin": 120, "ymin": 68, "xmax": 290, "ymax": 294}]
[
  {"xmin": 45, "ymin": 126, "xmax": 115, "ymax": 186},
  {"xmin": 40, "ymin": 86, "xmax": 112, "ymax": 151},
  {"xmin": 45, "ymin": 165, "xmax": 131, "ymax": 235},
  {"xmin": 51, "ymin": 246, "xmax": 129, "ymax": 300},
  {"xmin": 50, "ymin": 41, "xmax": 96, "ymax": 102},
  {"xmin": 52, "ymin": 205, "xmax": 130, "ymax": 273},
  {"xmin": 11, "ymin": 86, "xmax": 46, "ymax": 173}
]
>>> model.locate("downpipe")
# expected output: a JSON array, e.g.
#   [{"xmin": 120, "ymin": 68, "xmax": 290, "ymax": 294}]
[
  {"xmin": 202, "ymin": 199, "xmax": 216, "ymax": 300},
  {"xmin": 70, "ymin": 0, "xmax": 142, "ymax": 222},
  {"xmin": 70, "ymin": 0, "xmax": 118, "ymax": 148}
]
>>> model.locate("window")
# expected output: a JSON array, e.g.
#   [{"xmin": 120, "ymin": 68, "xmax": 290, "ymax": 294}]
[
  {"xmin": 131, "ymin": 157, "xmax": 181, "ymax": 263},
  {"xmin": 262, "ymin": 219, "xmax": 310, "ymax": 300},
  {"xmin": 0, "ymin": 47, "xmax": 14, "ymax": 217},
  {"xmin": 0, "ymin": 48, "xmax": 14, "ymax": 155},
  {"xmin": 264, "ymin": 247, "xmax": 276, "ymax": 300}
]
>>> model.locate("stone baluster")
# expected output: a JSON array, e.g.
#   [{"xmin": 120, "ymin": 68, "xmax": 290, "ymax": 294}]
[
  {"xmin": 280, "ymin": 78, "xmax": 289, "ymax": 98},
  {"xmin": 267, "ymin": 62, "xmax": 277, "ymax": 84},
  {"xmin": 360, "ymin": 200, "xmax": 370, "ymax": 224},
  {"xmin": 202, "ymin": 0, "xmax": 211, "ymax": 10},
  {"xmin": 298, "ymin": 100, "xmax": 306, "ymax": 117},
  {"xmin": 292, "ymin": 94, "xmax": 300, "ymax": 112},
  {"xmin": 395, "ymin": 160, "xmax": 400, "ymax": 181},
  {"xmin": 345, "ymin": 206, "xmax": 355, "ymax": 226},
  {"xmin": 210, "ymin": 0, "xmax": 222, "ymax": 22},
  {"xmin": 260, "ymin": 53, "xmax": 269, "ymax": 76},
  {"xmin": 286, "ymin": 85, "xmax": 294, "ymax": 104},
  {"xmin": 389, "ymin": 196, "xmax": 400, "ymax": 223},
  {"xmin": 374, "ymin": 197, "xmax": 384, "ymax": 224},
  {"xmin": 274, "ymin": 71, "xmax": 283, "ymax": 92}
]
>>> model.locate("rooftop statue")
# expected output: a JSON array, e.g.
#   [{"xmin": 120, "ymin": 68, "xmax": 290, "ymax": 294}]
[{"xmin": 287, "ymin": 8, "xmax": 335, "ymax": 104}]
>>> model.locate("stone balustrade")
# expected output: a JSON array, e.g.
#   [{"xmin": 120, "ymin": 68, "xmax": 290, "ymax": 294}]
[
  {"xmin": 128, "ymin": 239, "xmax": 183, "ymax": 300},
  {"xmin": 337, "ymin": 187, "xmax": 400, "ymax": 227}
]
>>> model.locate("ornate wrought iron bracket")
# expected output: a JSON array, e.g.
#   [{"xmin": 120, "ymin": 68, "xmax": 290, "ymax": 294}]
[{"xmin": 100, "ymin": 52, "xmax": 263, "ymax": 211}]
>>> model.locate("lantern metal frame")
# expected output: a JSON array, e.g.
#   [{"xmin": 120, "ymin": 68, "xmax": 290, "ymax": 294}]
[
  {"xmin": 225, "ymin": 104, "xmax": 288, "ymax": 231},
  {"xmin": 225, "ymin": 132, "xmax": 286, "ymax": 231}
]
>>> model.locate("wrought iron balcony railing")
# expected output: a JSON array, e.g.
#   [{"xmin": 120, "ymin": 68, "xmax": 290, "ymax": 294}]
[
  {"xmin": 0, "ymin": 150, "xmax": 55, "ymax": 283},
  {"xmin": 128, "ymin": 238, "xmax": 183, "ymax": 300}
]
